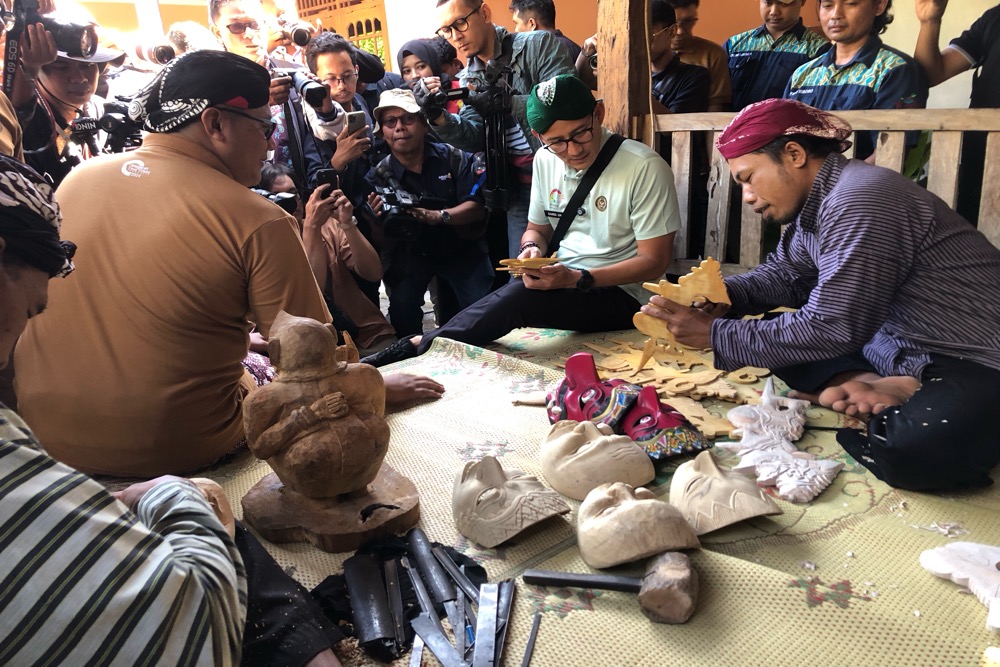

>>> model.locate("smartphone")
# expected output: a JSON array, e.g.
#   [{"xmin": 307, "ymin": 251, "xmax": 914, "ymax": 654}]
[
  {"xmin": 345, "ymin": 110, "xmax": 367, "ymax": 135},
  {"xmin": 315, "ymin": 169, "xmax": 339, "ymax": 199}
]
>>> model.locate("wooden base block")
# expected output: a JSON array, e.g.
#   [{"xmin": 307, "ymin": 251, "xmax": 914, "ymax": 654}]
[{"xmin": 242, "ymin": 464, "xmax": 420, "ymax": 553}]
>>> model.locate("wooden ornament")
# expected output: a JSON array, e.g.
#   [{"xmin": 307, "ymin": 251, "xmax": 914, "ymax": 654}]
[
  {"xmin": 920, "ymin": 542, "xmax": 1000, "ymax": 631},
  {"xmin": 641, "ymin": 257, "xmax": 730, "ymax": 307}
]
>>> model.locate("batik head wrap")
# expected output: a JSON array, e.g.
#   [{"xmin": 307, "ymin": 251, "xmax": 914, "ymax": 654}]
[
  {"xmin": 0, "ymin": 157, "xmax": 75, "ymax": 277},
  {"xmin": 716, "ymin": 99, "xmax": 853, "ymax": 160},
  {"xmin": 526, "ymin": 74, "xmax": 597, "ymax": 133},
  {"xmin": 129, "ymin": 50, "xmax": 271, "ymax": 133}
]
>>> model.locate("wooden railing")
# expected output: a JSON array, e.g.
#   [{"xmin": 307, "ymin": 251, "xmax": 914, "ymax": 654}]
[{"xmin": 646, "ymin": 109, "xmax": 1000, "ymax": 275}]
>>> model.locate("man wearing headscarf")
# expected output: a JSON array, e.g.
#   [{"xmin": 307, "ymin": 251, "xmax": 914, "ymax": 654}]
[
  {"xmin": 643, "ymin": 98, "xmax": 1000, "ymax": 493},
  {"xmin": 0, "ymin": 156, "xmax": 240, "ymax": 664},
  {"xmin": 364, "ymin": 74, "xmax": 679, "ymax": 367},
  {"xmin": 15, "ymin": 50, "xmax": 332, "ymax": 476}
]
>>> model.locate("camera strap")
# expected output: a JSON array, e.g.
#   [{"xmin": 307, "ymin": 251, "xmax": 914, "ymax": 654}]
[{"xmin": 546, "ymin": 133, "xmax": 625, "ymax": 256}]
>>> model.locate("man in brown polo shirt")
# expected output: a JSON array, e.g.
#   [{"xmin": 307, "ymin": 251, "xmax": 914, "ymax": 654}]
[{"xmin": 15, "ymin": 51, "xmax": 334, "ymax": 478}]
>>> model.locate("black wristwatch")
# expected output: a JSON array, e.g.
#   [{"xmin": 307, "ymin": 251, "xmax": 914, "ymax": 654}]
[
  {"xmin": 576, "ymin": 268, "xmax": 595, "ymax": 292},
  {"xmin": 439, "ymin": 209, "xmax": 452, "ymax": 225}
]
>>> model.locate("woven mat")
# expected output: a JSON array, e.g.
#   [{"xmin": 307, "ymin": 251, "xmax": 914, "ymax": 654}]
[{"xmin": 206, "ymin": 332, "xmax": 1000, "ymax": 667}]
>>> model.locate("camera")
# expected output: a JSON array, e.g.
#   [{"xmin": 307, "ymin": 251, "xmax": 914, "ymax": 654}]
[
  {"xmin": 252, "ymin": 188, "xmax": 298, "ymax": 215},
  {"xmin": 273, "ymin": 67, "xmax": 327, "ymax": 109},
  {"xmin": 374, "ymin": 185, "xmax": 447, "ymax": 240},
  {"xmin": 281, "ymin": 23, "xmax": 313, "ymax": 47},
  {"xmin": 99, "ymin": 95, "xmax": 144, "ymax": 153},
  {"xmin": 430, "ymin": 84, "xmax": 469, "ymax": 109},
  {"xmin": 5, "ymin": 0, "xmax": 97, "ymax": 58},
  {"xmin": 131, "ymin": 42, "xmax": 175, "ymax": 66}
]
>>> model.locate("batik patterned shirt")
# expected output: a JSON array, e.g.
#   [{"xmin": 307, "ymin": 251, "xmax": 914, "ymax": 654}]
[
  {"xmin": 712, "ymin": 154, "xmax": 1000, "ymax": 377},
  {"xmin": 0, "ymin": 405, "xmax": 247, "ymax": 666},
  {"xmin": 725, "ymin": 20, "xmax": 830, "ymax": 110}
]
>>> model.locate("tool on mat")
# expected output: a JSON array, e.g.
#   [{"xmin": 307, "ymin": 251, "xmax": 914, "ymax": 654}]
[
  {"xmin": 432, "ymin": 545, "xmax": 482, "ymax": 603},
  {"xmin": 520, "ymin": 612, "xmax": 542, "ymax": 667},
  {"xmin": 492, "ymin": 580, "xmax": 515, "ymax": 667},
  {"xmin": 524, "ymin": 556, "xmax": 694, "ymax": 624},
  {"xmin": 403, "ymin": 557, "xmax": 468, "ymax": 667},
  {"xmin": 343, "ymin": 552, "xmax": 403, "ymax": 661},
  {"xmin": 383, "ymin": 558, "xmax": 407, "ymax": 651},
  {"xmin": 407, "ymin": 528, "xmax": 465, "ymax": 642},
  {"xmin": 472, "ymin": 583, "xmax": 499, "ymax": 667},
  {"xmin": 409, "ymin": 636, "xmax": 424, "ymax": 667}
]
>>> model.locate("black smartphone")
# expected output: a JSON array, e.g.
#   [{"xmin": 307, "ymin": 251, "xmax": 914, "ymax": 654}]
[{"xmin": 315, "ymin": 169, "xmax": 339, "ymax": 198}]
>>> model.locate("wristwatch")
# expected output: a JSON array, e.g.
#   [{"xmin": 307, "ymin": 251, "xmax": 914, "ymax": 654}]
[
  {"xmin": 576, "ymin": 268, "xmax": 595, "ymax": 292},
  {"xmin": 439, "ymin": 209, "xmax": 452, "ymax": 225}
]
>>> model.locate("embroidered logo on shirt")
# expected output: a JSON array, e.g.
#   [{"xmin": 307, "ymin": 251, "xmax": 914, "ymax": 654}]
[
  {"xmin": 595, "ymin": 195, "xmax": 608, "ymax": 212},
  {"xmin": 121, "ymin": 160, "xmax": 150, "ymax": 178},
  {"xmin": 549, "ymin": 188, "xmax": 563, "ymax": 207}
]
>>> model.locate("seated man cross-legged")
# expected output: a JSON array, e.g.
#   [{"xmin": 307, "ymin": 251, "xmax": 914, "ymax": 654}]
[
  {"xmin": 644, "ymin": 99, "xmax": 1000, "ymax": 492},
  {"xmin": 366, "ymin": 74, "xmax": 679, "ymax": 366}
]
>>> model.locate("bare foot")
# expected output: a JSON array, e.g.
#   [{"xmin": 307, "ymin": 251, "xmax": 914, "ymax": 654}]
[{"xmin": 816, "ymin": 373, "xmax": 920, "ymax": 417}]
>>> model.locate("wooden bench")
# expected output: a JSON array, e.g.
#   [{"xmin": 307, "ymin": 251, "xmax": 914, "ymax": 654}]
[{"xmin": 647, "ymin": 109, "xmax": 1000, "ymax": 275}]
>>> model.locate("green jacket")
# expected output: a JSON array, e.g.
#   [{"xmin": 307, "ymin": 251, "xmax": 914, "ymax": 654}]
[{"xmin": 434, "ymin": 25, "xmax": 574, "ymax": 153}]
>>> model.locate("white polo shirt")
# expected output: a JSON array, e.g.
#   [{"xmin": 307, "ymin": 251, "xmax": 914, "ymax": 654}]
[{"xmin": 528, "ymin": 128, "xmax": 680, "ymax": 304}]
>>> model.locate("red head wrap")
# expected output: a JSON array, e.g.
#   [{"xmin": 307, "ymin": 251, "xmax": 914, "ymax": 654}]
[{"xmin": 716, "ymin": 99, "xmax": 853, "ymax": 160}]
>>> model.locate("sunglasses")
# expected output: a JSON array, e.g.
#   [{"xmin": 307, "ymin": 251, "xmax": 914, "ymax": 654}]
[
  {"xmin": 225, "ymin": 20, "xmax": 260, "ymax": 35},
  {"xmin": 381, "ymin": 112, "xmax": 421, "ymax": 129},
  {"xmin": 216, "ymin": 106, "xmax": 277, "ymax": 140}
]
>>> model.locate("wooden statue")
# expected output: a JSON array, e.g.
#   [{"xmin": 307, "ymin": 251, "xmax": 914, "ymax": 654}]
[
  {"xmin": 577, "ymin": 482, "xmax": 700, "ymax": 569},
  {"xmin": 241, "ymin": 312, "xmax": 418, "ymax": 552},
  {"xmin": 632, "ymin": 257, "xmax": 730, "ymax": 373}
]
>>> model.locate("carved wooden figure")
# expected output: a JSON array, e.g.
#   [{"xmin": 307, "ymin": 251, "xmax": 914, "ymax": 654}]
[
  {"xmin": 920, "ymin": 541, "xmax": 1000, "ymax": 631},
  {"xmin": 240, "ymin": 312, "xmax": 419, "ymax": 552},
  {"xmin": 632, "ymin": 258, "xmax": 730, "ymax": 372}
]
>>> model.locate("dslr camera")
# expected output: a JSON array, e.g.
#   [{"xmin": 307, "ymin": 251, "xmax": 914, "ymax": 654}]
[
  {"xmin": 272, "ymin": 67, "xmax": 327, "ymax": 109},
  {"xmin": 3, "ymin": 0, "xmax": 97, "ymax": 58},
  {"xmin": 99, "ymin": 95, "xmax": 144, "ymax": 153},
  {"xmin": 374, "ymin": 184, "xmax": 446, "ymax": 241}
]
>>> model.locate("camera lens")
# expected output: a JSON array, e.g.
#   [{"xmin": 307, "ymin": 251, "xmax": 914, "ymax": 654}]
[
  {"xmin": 40, "ymin": 17, "xmax": 98, "ymax": 58},
  {"xmin": 289, "ymin": 26, "xmax": 311, "ymax": 47},
  {"xmin": 290, "ymin": 71, "xmax": 328, "ymax": 109}
]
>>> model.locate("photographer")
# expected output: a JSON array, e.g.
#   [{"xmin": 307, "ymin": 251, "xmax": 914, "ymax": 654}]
[
  {"xmin": 417, "ymin": 0, "xmax": 575, "ymax": 260},
  {"xmin": 260, "ymin": 162, "xmax": 397, "ymax": 354},
  {"xmin": 210, "ymin": 0, "xmax": 323, "ymax": 189},
  {"xmin": 12, "ymin": 20, "xmax": 124, "ymax": 187},
  {"xmin": 364, "ymin": 89, "xmax": 492, "ymax": 338}
]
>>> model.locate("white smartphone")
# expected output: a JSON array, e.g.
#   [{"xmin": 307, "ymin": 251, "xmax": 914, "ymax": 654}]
[{"xmin": 346, "ymin": 111, "xmax": 367, "ymax": 135}]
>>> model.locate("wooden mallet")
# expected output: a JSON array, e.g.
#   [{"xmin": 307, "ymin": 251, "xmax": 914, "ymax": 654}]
[{"xmin": 522, "ymin": 552, "xmax": 697, "ymax": 624}]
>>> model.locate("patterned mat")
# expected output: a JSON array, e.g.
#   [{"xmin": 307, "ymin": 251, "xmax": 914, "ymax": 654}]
[{"xmin": 207, "ymin": 332, "xmax": 1000, "ymax": 667}]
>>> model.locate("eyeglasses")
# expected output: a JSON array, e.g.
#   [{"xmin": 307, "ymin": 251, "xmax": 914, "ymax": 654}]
[
  {"xmin": 650, "ymin": 24, "xmax": 672, "ymax": 40},
  {"xmin": 381, "ymin": 112, "xmax": 421, "ymax": 129},
  {"xmin": 675, "ymin": 17, "xmax": 698, "ymax": 30},
  {"xmin": 225, "ymin": 20, "xmax": 261, "ymax": 35},
  {"xmin": 322, "ymin": 72, "xmax": 358, "ymax": 86},
  {"xmin": 436, "ymin": 3, "xmax": 482, "ymax": 39},
  {"xmin": 541, "ymin": 114, "xmax": 596, "ymax": 154},
  {"xmin": 216, "ymin": 106, "xmax": 277, "ymax": 140}
]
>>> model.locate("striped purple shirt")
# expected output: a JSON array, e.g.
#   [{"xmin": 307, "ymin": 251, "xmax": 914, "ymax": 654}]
[{"xmin": 712, "ymin": 153, "xmax": 1000, "ymax": 377}]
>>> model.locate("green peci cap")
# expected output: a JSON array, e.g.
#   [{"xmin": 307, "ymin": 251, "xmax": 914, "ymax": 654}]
[{"xmin": 526, "ymin": 74, "xmax": 597, "ymax": 133}]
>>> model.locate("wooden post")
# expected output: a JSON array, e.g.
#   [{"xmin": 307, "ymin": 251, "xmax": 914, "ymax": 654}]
[{"xmin": 597, "ymin": 0, "xmax": 649, "ymax": 141}]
